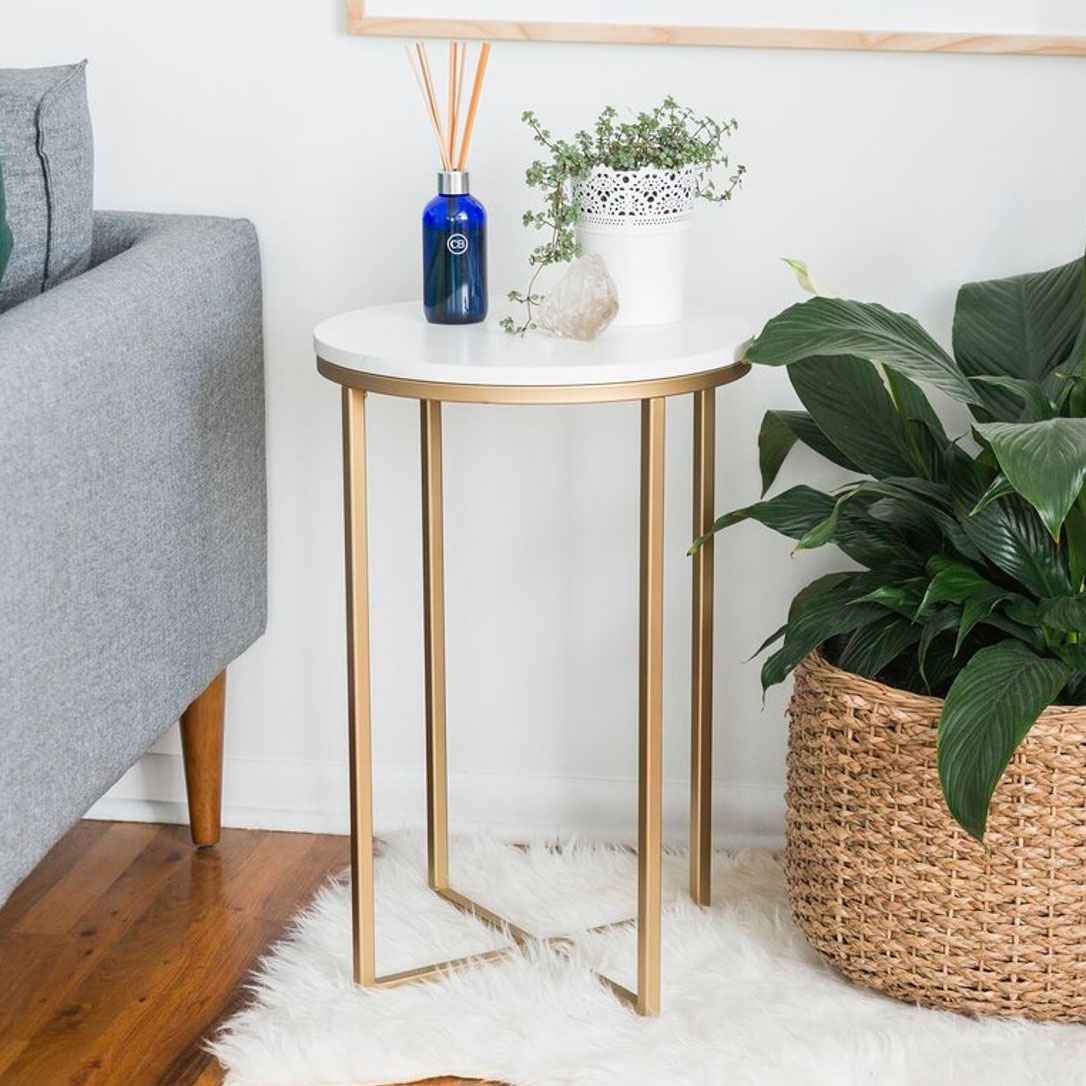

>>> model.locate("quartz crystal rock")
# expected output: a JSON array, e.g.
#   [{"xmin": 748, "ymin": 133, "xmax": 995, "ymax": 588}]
[{"xmin": 538, "ymin": 254, "xmax": 619, "ymax": 341}]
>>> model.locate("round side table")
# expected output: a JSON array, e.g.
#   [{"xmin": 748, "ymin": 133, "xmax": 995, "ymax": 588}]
[{"xmin": 315, "ymin": 301, "xmax": 749, "ymax": 1015}]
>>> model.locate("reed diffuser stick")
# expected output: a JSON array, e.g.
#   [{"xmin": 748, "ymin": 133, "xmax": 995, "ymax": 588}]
[
  {"xmin": 447, "ymin": 41, "xmax": 456, "ymax": 166},
  {"xmin": 416, "ymin": 43, "xmax": 451, "ymax": 171},
  {"xmin": 450, "ymin": 42, "xmax": 464, "ymax": 166},
  {"xmin": 454, "ymin": 42, "xmax": 466, "ymax": 144},
  {"xmin": 405, "ymin": 38, "xmax": 489, "ymax": 172},
  {"xmin": 405, "ymin": 44, "xmax": 450, "ymax": 170},
  {"xmin": 456, "ymin": 42, "xmax": 491, "ymax": 171}
]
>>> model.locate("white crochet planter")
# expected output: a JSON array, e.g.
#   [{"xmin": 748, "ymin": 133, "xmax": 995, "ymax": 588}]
[{"xmin": 572, "ymin": 164, "xmax": 700, "ymax": 327}]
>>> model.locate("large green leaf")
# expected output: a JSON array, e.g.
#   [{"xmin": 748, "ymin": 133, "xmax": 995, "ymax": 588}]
[
  {"xmin": 975, "ymin": 418, "xmax": 1086, "ymax": 540},
  {"xmin": 1047, "ymin": 369, "xmax": 1081, "ymax": 412},
  {"xmin": 979, "ymin": 611, "xmax": 1048, "ymax": 654},
  {"xmin": 1054, "ymin": 643, "xmax": 1086, "ymax": 672},
  {"xmin": 1064, "ymin": 673, "xmax": 1086, "ymax": 705},
  {"xmin": 1036, "ymin": 596, "xmax": 1086, "ymax": 634},
  {"xmin": 912, "ymin": 556, "xmax": 1013, "ymax": 650},
  {"xmin": 692, "ymin": 485, "xmax": 833, "ymax": 553},
  {"xmin": 836, "ymin": 614, "xmax": 922, "ymax": 678},
  {"xmin": 756, "ymin": 412, "xmax": 800, "ymax": 498},
  {"xmin": 955, "ymin": 588, "xmax": 1015, "ymax": 656},
  {"xmin": 915, "ymin": 557, "xmax": 993, "ymax": 615},
  {"xmin": 1004, "ymin": 598, "xmax": 1043, "ymax": 626},
  {"xmin": 866, "ymin": 496, "xmax": 944, "ymax": 555},
  {"xmin": 886, "ymin": 368, "xmax": 949, "ymax": 442},
  {"xmin": 952, "ymin": 255, "xmax": 1085, "ymax": 422},
  {"xmin": 920, "ymin": 629, "xmax": 967, "ymax": 693},
  {"xmin": 886, "ymin": 368, "xmax": 949, "ymax": 479},
  {"xmin": 1050, "ymin": 249, "xmax": 1085, "ymax": 402},
  {"xmin": 919, "ymin": 607, "xmax": 961, "ymax": 687},
  {"xmin": 788, "ymin": 356, "xmax": 914, "ymax": 479},
  {"xmin": 795, "ymin": 491, "xmax": 853, "ymax": 551},
  {"xmin": 946, "ymin": 453, "xmax": 1072, "ymax": 597},
  {"xmin": 696, "ymin": 484, "xmax": 918, "ymax": 573},
  {"xmin": 970, "ymin": 474, "xmax": 1014, "ymax": 516},
  {"xmin": 971, "ymin": 376, "xmax": 1057, "ymax": 422},
  {"xmin": 1066, "ymin": 493, "xmax": 1086, "ymax": 592},
  {"xmin": 938, "ymin": 641, "xmax": 1070, "ymax": 839},
  {"xmin": 857, "ymin": 476, "xmax": 956, "ymax": 511},
  {"xmin": 855, "ymin": 578, "xmax": 927, "ymax": 618},
  {"xmin": 750, "ymin": 623, "xmax": 787, "ymax": 659},
  {"xmin": 853, "ymin": 477, "xmax": 983, "ymax": 565},
  {"xmin": 760, "ymin": 573, "xmax": 889, "ymax": 690},
  {"xmin": 757, "ymin": 410, "xmax": 859, "ymax": 496},
  {"xmin": 749, "ymin": 573, "xmax": 851, "ymax": 662},
  {"xmin": 745, "ymin": 296, "xmax": 981, "ymax": 405},
  {"xmin": 1071, "ymin": 378, "xmax": 1086, "ymax": 416},
  {"xmin": 835, "ymin": 501, "xmax": 922, "ymax": 572},
  {"xmin": 790, "ymin": 571, "xmax": 855, "ymax": 612},
  {"xmin": 958, "ymin": 495, "xmax": 1071, "ymax": 598}
]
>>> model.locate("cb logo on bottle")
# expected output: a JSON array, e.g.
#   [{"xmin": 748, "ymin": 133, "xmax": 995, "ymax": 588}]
[{"xmin": 447, "ymin": 233, "xmax": 469, "ymax": 255}]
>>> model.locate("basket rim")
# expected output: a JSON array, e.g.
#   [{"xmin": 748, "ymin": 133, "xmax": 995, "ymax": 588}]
[{"xmin": 802, "ymin": 648, "xmax": 1086, "ymax": 722}]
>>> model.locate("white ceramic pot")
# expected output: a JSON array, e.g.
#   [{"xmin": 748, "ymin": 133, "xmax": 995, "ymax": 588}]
[{"xmin": 572, "ymin": 164, "xmax": 699, "ymax": 328}]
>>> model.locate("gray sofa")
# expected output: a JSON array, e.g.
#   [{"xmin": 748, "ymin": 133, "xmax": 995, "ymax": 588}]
[{"xmin": 0, "ymin": 210, "xmax": 267, "ymax": 904}]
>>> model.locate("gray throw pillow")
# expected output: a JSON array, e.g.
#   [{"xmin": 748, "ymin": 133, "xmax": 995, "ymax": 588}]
[{"xmin": 0, "ymin": 61, "xmax": 93, "ymax": 313}]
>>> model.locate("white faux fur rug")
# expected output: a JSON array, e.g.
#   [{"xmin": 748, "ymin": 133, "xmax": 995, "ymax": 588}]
[{"xmin": 212, "ymin": 833, "xmax": 1086, "ymax": 1086}]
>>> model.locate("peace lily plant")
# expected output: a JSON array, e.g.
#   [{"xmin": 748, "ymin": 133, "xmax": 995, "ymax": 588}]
[{"xmin": 694, "ymin": 252, "xmax": 1086, "ymax": 841}]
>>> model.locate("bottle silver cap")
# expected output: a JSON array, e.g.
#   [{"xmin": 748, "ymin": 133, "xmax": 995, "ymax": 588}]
[{"xmin": 437, "ymin": 170, "xmax": 470, "ymax": 195}]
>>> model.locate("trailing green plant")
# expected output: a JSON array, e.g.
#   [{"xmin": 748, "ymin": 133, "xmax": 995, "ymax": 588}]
[
  {"xmin": 692, "ymin": 251, "xmax": 1086, "ymax": 841},
  {"xmin": 500, "ymin": 97, "xmax": 745, "ymax": 335}
]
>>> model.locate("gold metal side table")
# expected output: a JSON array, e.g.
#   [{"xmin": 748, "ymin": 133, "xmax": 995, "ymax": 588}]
[{"xmin": 316, "ymin": 302, "xmax": 749, "ymax": 1015}]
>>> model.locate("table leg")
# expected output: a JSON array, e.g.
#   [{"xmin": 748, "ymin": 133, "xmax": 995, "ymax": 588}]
[
  {"xmin": 342, "ymin": 387, "xmax": 376, "ymax": 985},
  {"xmin": 638, "ymin": 397, "xmax": 665, "ymax": 1016},
  {"xmin": 690, "ymin": 388, "xmax": 715, "ymax": 905},
  {"xmin": 421, "ymin": 400, "xmax": 450, "ymax": 891}
]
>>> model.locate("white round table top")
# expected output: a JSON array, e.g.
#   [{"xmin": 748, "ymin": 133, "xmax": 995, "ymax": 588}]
[{"xmin": 314, "ymin": 303, "xmax": 750, "ymax": 402}]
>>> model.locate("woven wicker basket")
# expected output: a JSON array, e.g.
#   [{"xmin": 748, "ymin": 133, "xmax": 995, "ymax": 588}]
[{"xmin": 786, "ymin": 651, "xmax": 1086, "ymax": 1022}]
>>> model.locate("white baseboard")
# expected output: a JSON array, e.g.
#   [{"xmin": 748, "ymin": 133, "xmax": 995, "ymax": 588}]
[{"xmin": 86, "ymin": 752, "xmax": 785, "ymax": 849}]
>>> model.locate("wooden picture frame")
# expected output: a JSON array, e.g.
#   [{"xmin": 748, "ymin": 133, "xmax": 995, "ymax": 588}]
[{"xmin": 346, "ymin": 0, "xmax": 1086, "ymax": 57}]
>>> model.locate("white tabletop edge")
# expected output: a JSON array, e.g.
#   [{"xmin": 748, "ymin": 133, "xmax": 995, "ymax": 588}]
[{"xmin": 314, "ymin": 302, "xmax": 750, "ymax": 388}]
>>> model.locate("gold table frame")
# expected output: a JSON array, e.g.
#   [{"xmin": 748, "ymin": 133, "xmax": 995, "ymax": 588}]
[{"xmin": 320, "ymin": 357, "xmax": 749, "ymax": 1015}]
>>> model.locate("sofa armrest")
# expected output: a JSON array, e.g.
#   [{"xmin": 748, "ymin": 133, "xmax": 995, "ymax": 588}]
[
  {"xmin": 3, "ymin": 210, "xmax": 263, "ymax": 395},
  {"xmin": 89, "ymin": 209, "xmax": 203, "ymax": 268},
  {"xmin": 0, "ymin": 211, "xmax": 267, "ymax": 902}
]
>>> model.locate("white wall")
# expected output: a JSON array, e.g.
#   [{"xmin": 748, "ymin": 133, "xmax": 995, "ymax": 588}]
[{"xmin": 9, "ymin": 3, "xmax": 1085, "ymax": 848}]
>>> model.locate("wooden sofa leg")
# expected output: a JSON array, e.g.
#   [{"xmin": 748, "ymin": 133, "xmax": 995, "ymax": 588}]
[{"xmin": 180, "ymin": 670, "xmax": 227, "ymax": 847}]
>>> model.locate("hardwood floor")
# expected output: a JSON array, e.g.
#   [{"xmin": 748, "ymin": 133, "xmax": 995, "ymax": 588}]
[{"xmin": 0, "ymin": 821, "xmax": 488, "ymax": 1086}]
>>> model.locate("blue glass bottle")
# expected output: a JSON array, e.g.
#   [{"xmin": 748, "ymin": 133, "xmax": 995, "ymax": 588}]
[{"xmin": 422, "ymin": 171, "xmax": 487, "ymax": 324}]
